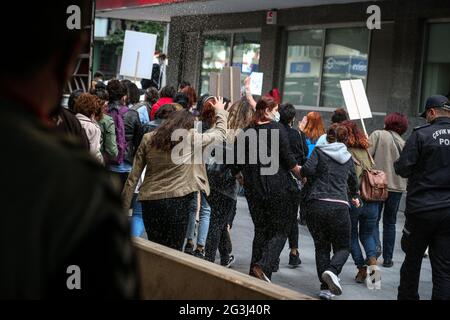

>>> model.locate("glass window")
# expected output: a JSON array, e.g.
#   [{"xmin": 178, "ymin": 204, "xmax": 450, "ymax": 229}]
[
  {"xmin": 200, "ymin": 35, "xmax": 231, "ymax": 95},
  {"xmin": 200, "ymin": 32, "xmax": 261, "ymax": 96},
  {"xmin": 283, "ymin": 29, "xmax": 324, "ymax": 106},
  {"xmin": 420, "ymin": 23, "xmax": 450, "ymax": 112},
  {"xmin": 232, "ymin": 32, "xmax": 261, "ymax": 85},
  {"xmin": 320, "ymin": 28, "xmax": 369, "ymax": 107}
]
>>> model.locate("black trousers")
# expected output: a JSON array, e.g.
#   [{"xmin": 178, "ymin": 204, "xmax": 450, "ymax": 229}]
[
  {"xmin": 398, "ymin": 208, "xmax": 450, "ymax": 300},
  {"xmin": 247, "ymin": 194, "xmax": 293, "ymax": 279},
  {"xmin": 218, "ymin": 201, "xmax": 237, "ymax": 261},
  {"xmin": 288, "ymin": 197, "xmax": 300, "ymax": 249},
  {"xmin": 218, "ymin": 227, "xmax": 232, "ymax": 262},
  {"xmin": 141, "ymin": 193, "xmax": 195, "ymax": 251},
  {"xmin": 306, "ymin": 200, "xmax": 351, "ymax": 290},
  {"xmin": 205, "ymin": 191, "xmax": 236, "ymax": 262}
]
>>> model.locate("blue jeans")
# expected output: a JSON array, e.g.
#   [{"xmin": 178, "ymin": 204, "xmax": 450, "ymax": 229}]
[
  {"xmin": 350, "ymin": 201, "xmax": 380, "ymax": 267},
  {"xmin": 186, "ymin": 192, "xmax": 211, "ymax": 247},
  {"xmin": 374, "ymin": 191, "xmax": 403, "ymax": 261},
  {"xmin": 131, "ymin": 193, "xmax": 145, "ymax": 237}
]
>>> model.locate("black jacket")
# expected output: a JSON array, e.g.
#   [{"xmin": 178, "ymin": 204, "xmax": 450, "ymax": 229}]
[
  {"xmin": 124, "ymin": 106, "xmax": 142, "ymax": 164},
  {"xmin": 301, "ymin": 143, "xmax": 359, "ymax": 203},
  {"xmin": 0, "ymin": 98, "xmax": 139, "ymax": 298},
  {"xmin": 394, "ymin": 117, "xmax": 450, "ymax": 215},
  {"xmin": 282, "ymin": 123, "xmax": 308, "ymax": 166},
  {"xmin": 232, "ymin": 122, "xmax": 298, "ymax": 199}
]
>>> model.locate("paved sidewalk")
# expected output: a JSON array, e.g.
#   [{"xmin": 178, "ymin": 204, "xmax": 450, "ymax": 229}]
[{"xmin": 226, "ymin": 196, "xmax": 433, "ymax": 300}]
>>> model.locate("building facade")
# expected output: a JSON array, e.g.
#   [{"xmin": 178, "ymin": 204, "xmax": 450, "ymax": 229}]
[{"xmin": 165, "ymin": 0, "xmax": 450, "ymax": 132}]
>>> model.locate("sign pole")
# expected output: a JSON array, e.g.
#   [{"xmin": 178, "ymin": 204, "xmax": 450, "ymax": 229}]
[{"xmin": 134, "ymin": 51, "xmax": 140, "ymax": 83}]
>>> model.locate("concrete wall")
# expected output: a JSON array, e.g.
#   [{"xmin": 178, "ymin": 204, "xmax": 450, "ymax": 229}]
[
  {"xmin": 167, "ymin": 0, "xmax": 450, "ymax": 134},
  {"xmin": 133, "ymin": 238, "xmax": 314, "ymax": 300}
]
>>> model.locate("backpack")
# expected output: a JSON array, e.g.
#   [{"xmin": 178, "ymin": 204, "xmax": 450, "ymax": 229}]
[{"xmin": 106, "ymin": 103, "xmax": 129, "ymax": 165}]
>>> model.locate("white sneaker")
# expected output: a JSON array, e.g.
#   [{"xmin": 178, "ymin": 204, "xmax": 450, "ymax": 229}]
[
  {"xmin": 321, "ymin": 271, "xmax": 343, "ymax": 296},
  {"xmin": 319, "ymin": 290, "xmax": 335, "ymax": 300}
]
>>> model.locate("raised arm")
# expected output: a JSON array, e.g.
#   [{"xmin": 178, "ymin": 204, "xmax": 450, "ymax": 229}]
[
  {"xmin": 192, "ymin": 97, "xmax": 229, "ymax": 147},
  {"xmin": 244, "ymin": 76, "xmax": 257, "ymax": 111}
]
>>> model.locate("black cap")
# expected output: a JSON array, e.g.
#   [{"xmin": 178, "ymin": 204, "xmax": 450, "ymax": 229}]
[{"xmin": 420, "ymin": 95, "xmax": 450, "ymax": 118}]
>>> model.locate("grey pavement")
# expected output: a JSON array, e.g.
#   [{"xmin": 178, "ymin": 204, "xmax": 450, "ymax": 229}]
[{"xmin": 219, "ymin": 196, "xmax": 433, "ymax": 300}]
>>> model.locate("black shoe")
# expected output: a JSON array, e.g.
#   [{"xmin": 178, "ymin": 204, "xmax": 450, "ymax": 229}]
[
  {"xmin": 289, "ymin": 251, "xmax": 302, "ymax": 268},
  {"xmin": 272, "ymin": 257, "xmax": 280, "ymax": 273},
  {"xmin": 193, "ymin": 249, "xmax": 205, "ymax": 259},
  {"xmin": 383, "ymin": 260, "xmax": 393, "ymax": 268},
  {"xmin": 184, "ymin": 242, "xmax": 194, "ymax": 255},
  {"xmin": 221, "ymin": 255, "xmax": 235, "ymax": 268}
]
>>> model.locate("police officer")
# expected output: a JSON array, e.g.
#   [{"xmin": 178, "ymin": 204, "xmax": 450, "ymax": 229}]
[{"xmin": 394, "ymin": 95, "xmax": 450, "ymax": 300}]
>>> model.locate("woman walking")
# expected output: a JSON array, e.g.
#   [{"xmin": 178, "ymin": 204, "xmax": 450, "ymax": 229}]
[
  {"xmin": 232, "ymin": 97, "xmax": 301, "ymax": 282},
  {"xmin": 369, "ymin": 113, "xmax": 408, "ymax": 267},
  {"xmin": 122, "ymin": 98, "xmax": 227, "ymax": 250},
  {"xmin": 300, "ymin": 124, "xmax": 360, "ymax": 300},
  {"xmin": 342, "ymin": 120, "xmax": 381, "ymax": 283}
]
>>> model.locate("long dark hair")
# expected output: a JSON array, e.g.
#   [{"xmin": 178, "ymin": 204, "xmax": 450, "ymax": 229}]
[{"xmin": 150, "ymin": 110, "xmax": 195, "ymax": 152}]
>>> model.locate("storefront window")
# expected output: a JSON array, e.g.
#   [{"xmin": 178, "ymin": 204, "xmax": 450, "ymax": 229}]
[
  {"xmin": 283, "ymin": 29, "xmax": 324, "ymax": 106},
  {"xmin": 421, "ymin": 23, "xmax": 450, "ymax": 112},
  {"xmin": 232, "ymin": 33, "xmax": 261, "ymax": 85},
  {"xmin": 283, "ymin": 27, "xmax": 369, "ymax": 108},
  {"xmin": 200, "ymin": 35, "xmax": 231, "ymax": 95},
  {"xmin": 320, "ymin": 28, "xmax": 369, "ymax": 107},
  {"xmin": 200, "ymin": 32, "xmax": 260, "ymax": 95}
]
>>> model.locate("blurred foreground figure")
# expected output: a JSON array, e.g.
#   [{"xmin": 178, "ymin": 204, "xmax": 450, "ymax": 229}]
[{"xmin": 0, "ymin": 1, "xmax": 139, "ymax": 299}]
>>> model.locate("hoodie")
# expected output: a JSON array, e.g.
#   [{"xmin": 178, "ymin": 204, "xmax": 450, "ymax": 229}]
[
  {"xmin": 301, "ymin": 143, "xmax": 358, "ymax": 203},
  {"xmin": 317, "ymin": 142, "xmax": 352, "ymax": 164}
]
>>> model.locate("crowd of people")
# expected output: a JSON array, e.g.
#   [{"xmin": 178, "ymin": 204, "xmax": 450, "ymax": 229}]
[
  {"xmin": 2, "ymin": 1, "xmax": 449, "ymax": 300},
  {"xmin": 60, "ymin": 68, "xmax": 450, "ymax": 300}
]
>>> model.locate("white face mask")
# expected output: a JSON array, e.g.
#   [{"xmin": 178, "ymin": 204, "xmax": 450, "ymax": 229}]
[{"xmin": 272, "ymin": 111, "xmax": 280, "ymax": 122}]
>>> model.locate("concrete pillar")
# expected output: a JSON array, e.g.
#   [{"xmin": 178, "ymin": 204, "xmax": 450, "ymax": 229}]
[
  {"xmin": 387, "ymin": 1, "xmax": 425, "ymax": 118},
  {"xmin": 259, "ymin": 25, "xmax": 283, "ymax": 94}
]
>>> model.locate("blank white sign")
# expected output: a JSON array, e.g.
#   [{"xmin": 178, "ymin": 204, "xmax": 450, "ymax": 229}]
[
  {"xmin": 119, "ymin": 31, "xmax": 157, "ymax": 79},
  {"xmin": 340, "ymin": 79, "xmax": 372, "ymax": 120},
  {"xmin": 250, "ymin": 72, "xmax": 263, "ymax": 96}
]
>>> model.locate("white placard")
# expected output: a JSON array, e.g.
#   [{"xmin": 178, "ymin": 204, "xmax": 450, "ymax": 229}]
[
  {"xmin": 340, "ymin": 79, "xmax": 372, "ymax": 120},
  {"xmin": 250, "ymin": 72, "xmax": 264, "ymax": 96},
  {"xmin": 119, "ymin": 31, "xmax": 157, "ymax": 79}
]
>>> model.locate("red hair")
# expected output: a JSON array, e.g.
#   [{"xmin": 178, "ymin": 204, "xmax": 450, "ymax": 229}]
[
  {"xmin": 384, "ymin": 112, "xmax": 408, "ymax": 135},
  {"xmin": 341, "ymin": 120, "xmax": 370, "ymax": 149},
  {"xmin": 264, "ymin": 88, "xmax": 281, "ymax": 104},
  {"xmin": 253, "ymin": 96, "xmax": 278, "ymax": 124},
  {"xmin": 304, "ymin": 112, "xmax": 325, "ymax": 142}
]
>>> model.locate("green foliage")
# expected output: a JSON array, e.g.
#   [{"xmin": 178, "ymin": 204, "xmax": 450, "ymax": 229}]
[{"xmin": 105, "ymin": 21, "xmax": 166, "ymax": 56}]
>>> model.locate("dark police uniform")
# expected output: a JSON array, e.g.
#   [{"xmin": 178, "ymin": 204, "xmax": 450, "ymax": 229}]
[{"xmin": 394, "ymin": 116, "xmax": 450, "ymax": 300}]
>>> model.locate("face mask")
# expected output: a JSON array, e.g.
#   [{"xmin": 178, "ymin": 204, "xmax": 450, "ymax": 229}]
[{"xmin": 272, "ymin": 111, "xmax": 280, "ymax": 122}]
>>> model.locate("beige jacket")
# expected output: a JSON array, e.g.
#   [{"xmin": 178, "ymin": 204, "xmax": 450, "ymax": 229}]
[
  {"xmin": 369, "ymin": 130, "xmax": 407, "ymax": 192},
  {"xmin": 121, "ymin": 109, "xmax": 228, "ymax": 210}
]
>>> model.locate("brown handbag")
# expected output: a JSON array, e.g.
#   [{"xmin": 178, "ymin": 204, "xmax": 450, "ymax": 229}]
[{"xmin": 353, "ymin": 151, "xmax": 389, "ymax": 202}]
